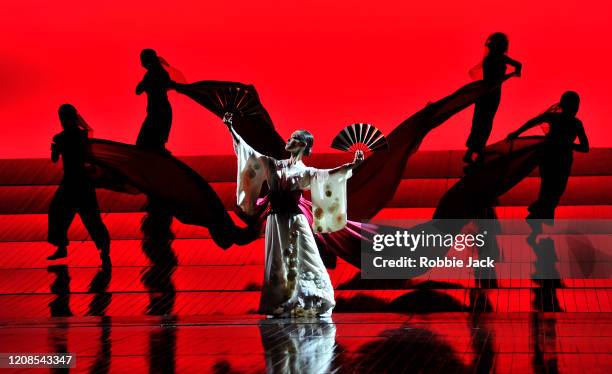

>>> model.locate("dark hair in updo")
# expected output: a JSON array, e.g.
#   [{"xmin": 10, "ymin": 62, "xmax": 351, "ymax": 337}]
[{"xmin": 293, "ymin": 130, "xmax": 314, "ymax": 156}]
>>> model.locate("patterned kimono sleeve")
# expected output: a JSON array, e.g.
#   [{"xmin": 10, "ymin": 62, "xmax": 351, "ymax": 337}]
[
  {"xmin": 309, "ymin": 168, "xmax": 353, "ymax": 233},
  {"xmin": 231, "ymin": 127, "xmax": 271, "ymax": 215}
]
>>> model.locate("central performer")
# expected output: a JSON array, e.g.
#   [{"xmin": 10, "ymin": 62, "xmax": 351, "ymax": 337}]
[{"xmin": 223, "ymin": 113, "xmax": 363, "ymax": 318}]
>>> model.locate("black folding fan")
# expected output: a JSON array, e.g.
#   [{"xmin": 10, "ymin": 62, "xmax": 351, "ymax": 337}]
[{"xmin": 331, "ymin": 123, "xmax": 389, "ymax": 153}]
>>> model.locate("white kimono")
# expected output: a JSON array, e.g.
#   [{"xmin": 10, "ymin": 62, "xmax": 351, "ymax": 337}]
[{"xmin": 232, "ymin": 128, "xmax": 351, "ymax": 317}]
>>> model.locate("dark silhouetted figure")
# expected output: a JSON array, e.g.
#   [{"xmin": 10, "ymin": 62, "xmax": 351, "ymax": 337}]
[
  {"xmin": 136, "ymin": 48, "xmax": 174, "ymax": 151},
  {"xmin": 464, "ymin": 32, "xmax": 522, "ymax": 167},
  {"xmin": 508, "ymin": 91, "xmax": 589, "ymax": 237},
  {"xmin": 135, "ymin": 49, "xmax": 178, "ymax": 268},
  {"xmin": 47, "ymin": 104, "xmax": 111, "ymax": 268}
]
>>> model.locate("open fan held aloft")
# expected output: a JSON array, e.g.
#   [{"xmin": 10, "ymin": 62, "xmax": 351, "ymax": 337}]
[
  {"xmin": 174, "ymin": 80, "xmax": 287, "ymax": 158},
  {"xmin": 175, "ymin": 81, "xmax": 271, "ymax": 120},
  {"xmin": 331, "ymin": 123, "xmax": 389, "ymax": 153}
]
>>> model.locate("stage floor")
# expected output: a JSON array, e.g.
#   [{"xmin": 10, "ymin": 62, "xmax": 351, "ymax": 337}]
[{"xmin": 0, "ymin": 313, "xmax": 610, "ymax": 373}]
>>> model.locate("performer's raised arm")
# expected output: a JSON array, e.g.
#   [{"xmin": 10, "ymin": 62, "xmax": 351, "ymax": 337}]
[
  {"xmin": 503, "ymin": 55, "xmax": 522, "ymax": 78},
  {"xmin": 329, "ymin": 150, "xmax": 364, "ymax": 175},
  {"xmin": 223, "ymin": 112, "xmax": 272, "ymax": 215},
  {"xmin": 507, "ymin": 113, "xmax": 552, "ymax": 140},
  {"xmin": 222, "ymin": 112, "xmax": 243, "ymax": 145}
]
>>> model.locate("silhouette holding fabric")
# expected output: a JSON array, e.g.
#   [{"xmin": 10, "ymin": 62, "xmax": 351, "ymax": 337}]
[
  {"xmin": 507, "ymin": 91, "xmax": 589, "ymax": 237},
  {"xmin": 47, "ymin": 104, "xmax": 111, "ymax": 268},
  {"xmin": 135, "ymin": 49, "xmax": 180, "ymax": 268},
  {"xmin": 86, "ymin": 138, "xmax": 262, "ymax": 249},
  {"xmin": 135, "ymin": 49, "xmax": 174, "ymax": 151},
  {"xmin": 464, "ymin": 32, "xmax": 522, "ymax": 167}
]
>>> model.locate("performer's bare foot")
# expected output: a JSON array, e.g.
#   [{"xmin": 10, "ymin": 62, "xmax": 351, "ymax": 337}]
[{"xmin": 47, "ymin": 246, "xmax": 67, "ymax": 260}]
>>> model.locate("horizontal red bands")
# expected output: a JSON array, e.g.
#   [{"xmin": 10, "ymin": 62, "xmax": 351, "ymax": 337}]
[
  {"xmin": 1, "ymin": 149, "xmax": 611, "ymax": 186},
  {"xmin": 2, "ymin": 176, "xmax": 612, "ymax": 214},
  {"xmin": 2, "ymin": 206, "xmax": 612, "ymax": 242}
]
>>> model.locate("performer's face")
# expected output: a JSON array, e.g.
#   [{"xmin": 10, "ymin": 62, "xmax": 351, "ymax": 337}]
[{"xmin": 285, "ymin": 132, "xmax": 306, "ymax": 154}]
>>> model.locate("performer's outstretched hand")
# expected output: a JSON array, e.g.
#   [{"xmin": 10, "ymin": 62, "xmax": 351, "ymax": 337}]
[
  {"xmin": 354, "ymin": 150, "xmax": 365, "ymax": 164},
  {"xmin": 223, "ymin": 112, "xmax": 234, "ymax": 127}
]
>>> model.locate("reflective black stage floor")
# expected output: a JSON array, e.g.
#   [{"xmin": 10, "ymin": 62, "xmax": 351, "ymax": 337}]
[{"xmin": 1, "ymin": 313, "xmax": 610, "ymax": 373}]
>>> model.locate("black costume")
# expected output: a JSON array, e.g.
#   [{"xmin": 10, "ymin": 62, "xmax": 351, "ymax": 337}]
[
  {"xmin": 528, "ymin": 113, "xmax": 584, "ymax": 220},
  {"xmin": 48, "ymin": 128, "xmax": 110, "ymax": 256},
  {"xmin": 135, "ymin": 66, "xmax": 173, "ymax": 151},
  {"xmin": 466, "ymin": 54, "xmax": 507, "ymax": 155}
]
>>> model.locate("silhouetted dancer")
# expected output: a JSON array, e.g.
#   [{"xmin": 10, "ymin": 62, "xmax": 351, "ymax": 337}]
[
  {"xmin": 47, "ymin": 104, "xmax": 111, "ymax": 268},
  {"xmin": 136, "ymin": 48, "xmax": 174, "ymax": 152},
  {"xmin": 507, "ymin": 91, "xmax": 589, "ymax": 238},
  {"xmin": 464, "ymin": 32, "xmax": 522, "ymax": 168},
  {"xmin": 135, "ymin": 49, "xmax": 178, "ymax": 268}
]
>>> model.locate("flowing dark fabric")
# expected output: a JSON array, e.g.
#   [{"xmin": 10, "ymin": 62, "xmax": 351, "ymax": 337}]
[
  {"xmin": 84, "ymin": 78, "xmax": 513, "ymax": 268},
  {"xmin": 174, "ymin": 81, "xmax": 288, "ymax": 158},
  {"xmin": 347, "ymin": 78, "xmax": 510, "ymax": 220},
  {"xmin": 367, "ymin": 136, "xmax": 548, "ymax": 278},
  {"xmin": 174, "ymin": 78, "xmax": 509, "ymax": 221},
  {"xmin": 87, "ymin": 139, "xmax": 259, "ymax": 249},
  {"xmin": 48, "ymin": 129, "xmax": 110, "ymax": 252},
  {"xmin": 434, "ymin": 136, "xmax": 548, "ymax": 220},
  {"xmin": 324, "ymin": 136, "xmax": 555, "ymax": 268},
  {"xmin": 172, "ymin": 79, "xmax": 511, "ymax": 266}
]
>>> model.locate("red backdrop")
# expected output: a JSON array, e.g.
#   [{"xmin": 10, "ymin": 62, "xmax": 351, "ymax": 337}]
[{"xmin": 1, "ymin": 0, "xmax": 610, "ymax": 158}]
